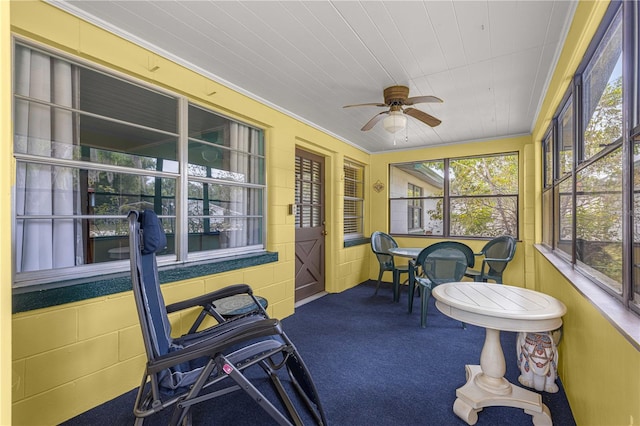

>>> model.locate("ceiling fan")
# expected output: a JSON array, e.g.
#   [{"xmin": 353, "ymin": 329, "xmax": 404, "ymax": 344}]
[{"xmin": 343, "ymin": 85, "xmax": 443, "ymax": 132}]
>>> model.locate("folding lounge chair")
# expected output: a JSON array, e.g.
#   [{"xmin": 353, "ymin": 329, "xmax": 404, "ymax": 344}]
[{"xmin": 127, "ymin": 210, "xmax": 326, "ymax": 425}]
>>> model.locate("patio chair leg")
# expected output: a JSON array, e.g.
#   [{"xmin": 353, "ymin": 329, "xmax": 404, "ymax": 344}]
[
  {"xmin": 373, "ymin": 270, "xmax": 384, "ymax": 295},
  {"xmin": 420, "ymin": 286, "xmax": 432, "ymax": 328},
  {"xmin": 393, "ymin": 270, "xmax": 401, "ymax": 302},
  {"xmin": 408, "ymin": 281, "xmax": 415, "ymax": 313}
]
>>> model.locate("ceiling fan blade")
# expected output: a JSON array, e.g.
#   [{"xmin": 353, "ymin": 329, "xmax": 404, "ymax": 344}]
[
  {"xmin": 361, "ymin": 111, "xmax": 388, "ymax": 131},
  {"xmin": 404, "ymin": 107, "xmax": 442, "ymax": 127},
  {"xmin": 343, "ymin": 102, "xmax": 388, "ymax": 108},
  {"xmin": 404, "ymin": 95, "xmax": 443, "ymax": 106}
]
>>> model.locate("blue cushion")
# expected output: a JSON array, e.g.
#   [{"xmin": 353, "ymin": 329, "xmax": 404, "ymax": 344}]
[{"xmin": 140, "ymin": 209, "xmax": 167, "ymax": 254}]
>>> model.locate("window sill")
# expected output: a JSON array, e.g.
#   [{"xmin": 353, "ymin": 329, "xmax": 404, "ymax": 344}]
[
  {"xmin": 12, "ymin": 251, "xmax": 278, "ymax": 314},
  {"xmin": 535, "ymin": 244, "xmax": 640, "ymax": 351},
  {"xmin": 344, "ymin": 237, "xmax": 370, "ymax": 248}
]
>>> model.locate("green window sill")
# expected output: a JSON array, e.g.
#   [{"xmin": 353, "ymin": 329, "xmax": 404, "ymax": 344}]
[
  {"xmin": 344, "ymin": 237, "xmax": 370, "ymax": 248},
  {"xmin": 12, "ymin": 251, "xmax": 278, "ymax": 314}
]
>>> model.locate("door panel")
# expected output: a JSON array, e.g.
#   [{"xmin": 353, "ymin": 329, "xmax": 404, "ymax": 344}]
[{"xmin": 294, "ymin": 149, "xmax": 325, "ymax": 301}]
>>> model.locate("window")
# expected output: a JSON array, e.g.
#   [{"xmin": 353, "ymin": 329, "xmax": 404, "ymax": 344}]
[
  {"xmin": 295, "ymin": 152, "xmax": 323, "ymax": 229},
  {"xmin": 582, "ymin": 9, "xmax": 623, "ymax": 162},
  {"xmin": 389, "ymin": 160, "xmax": 444, "ymax": 236},
  {"xmin": 187, "ymin": 105, "xmax": 264, "ymax": 253},
  {"xmin": 633, "ymin": 129, "xmax": 640, "ymax": 307},
  {"xmin": 389, "ymin": 154, "xmax": 518, "ymax": 238},
  {"xmin": 558, "ymin": 97, "xmax": 574, "ymax": 177},
  {"xmin": 555, "ymin": 176, "xmax": 573, "ymax": 258},
  {"xmin": 543, "ymin": 129, "xmax": 555, "ymax": 188},
  {"xmin": 576, "ymin": 147, "xmax": 623, "ymax": 291},
  {"xmin": 623, "ymin": 2, "xmax": 640, "ymax": 312},
  {"xmin": 12, "ymin": 42, "xmax": 265, "ymax": 287},
  {"xmin": 407, "ymin": 183, "xmax": 423, "ymax": 232},
  {"xmin": 449, "ymin": 155, "xmax": 518, "ymax": 238},
  {"xmin": 542, "ymin": 186, "xmax": 553, "ymax": 247},
  {"xmin": 343, "ymin": 160, "xmax": 364, "ymax": 239},
  {"xmin": 541, "ymin": 1, "xmax": 639, "ymax": 314},
  {"xmin": 542, "ymin": 130, "xmax": 554, "ymax": 247},
  {"xmin": 576, "ymin": 7, "xmax": 624, "ymax": 293}
]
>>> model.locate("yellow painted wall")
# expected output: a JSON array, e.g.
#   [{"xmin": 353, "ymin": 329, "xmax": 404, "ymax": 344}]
[
  {"xmin": 534, "ymin": 252, "xmax": 640, "ymax": 426},
  {"xmin": 8, "ymin": 1, "xmax": 370, "ymax": 424},
  {"xmin": 2, "ymin": 1, "xmax": 13, "ymax": 424}
]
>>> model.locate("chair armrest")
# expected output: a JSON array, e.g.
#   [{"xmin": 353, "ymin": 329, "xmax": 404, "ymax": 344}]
[
  {"xmin": 408, "ymin": 259, "xmax": 422, "ymax": 279},
  {"xmin": 409, "ymin": 259, "xmax": 424, "ymax": 270},
  {"xmin": 483, "ymin": 257, "xmax": 509, "ymax": 263},
  {"xmin": 166, "ymin": 284, "xmax": 252, "ymax": 313},
  {"xmin": 414, "ymin": 276, "xmax": 433, "ymax": 287},
  {"xmin": 147, "ymin": 317, "xmax": 281, "ymax": 373}
]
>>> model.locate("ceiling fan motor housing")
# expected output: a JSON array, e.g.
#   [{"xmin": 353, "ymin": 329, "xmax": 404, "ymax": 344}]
[{"xmin": 383, "ymin": 86, "xmax": 410, "ymax": 105}]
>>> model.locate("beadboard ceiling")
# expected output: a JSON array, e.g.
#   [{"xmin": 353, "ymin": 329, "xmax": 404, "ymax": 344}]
[{"xmin": 51, "ymin": 1, "xmax": 577, "ymax": 153}]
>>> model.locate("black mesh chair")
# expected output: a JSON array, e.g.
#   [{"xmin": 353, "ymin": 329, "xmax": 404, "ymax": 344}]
[
  {"xmin": 465, "ymin": 236, "xmax": 517, "ymax": 284},
  {"xmin": 127, "ymin": 210, "xmax": 326, "ymax": 425},
  {"xmin": 370, "ymin": 231, "xmax": 409, "ymax": 302},
  {"xmin": 408, "ymin": 242, "xmax": 471, "ymax": 328}
]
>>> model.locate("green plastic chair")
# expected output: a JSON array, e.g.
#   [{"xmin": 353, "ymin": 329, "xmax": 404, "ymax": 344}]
[
  {"xmin": 409, "ymin": 242, "xmax": 471, "ymax": 328},
  {"xmin": 465, "ymin": 236, "xmax": 517, "ymax": 284},
  {"xmin": 407, "ymin": 241, "xmax": 474, "ymax": 315},
  {"xmin": 370, "ymin": 231, "xmax": 409, "ymax": 302}
]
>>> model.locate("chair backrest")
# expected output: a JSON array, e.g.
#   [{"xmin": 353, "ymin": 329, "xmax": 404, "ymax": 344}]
[
  {"xmin": 370, "ymin": 231, "xmax": 398, "ymax": 269},
  {"xmin": 416, "ymin": 242, "xmax": 469, "ymax": 285},
  {"xmin": 128, "ymin": 210, "xmax": 171, "ymax": 361},
  {"xmin": 426, "ymin": 241, "xmax": 475, "ymax": 268},
  {"xmin": 482, "ymin": 235, "xmax": 517, "ymax": 274}
]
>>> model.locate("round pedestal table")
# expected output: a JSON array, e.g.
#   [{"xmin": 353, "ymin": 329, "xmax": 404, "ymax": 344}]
[{"xmin": 432, "ymin": 282, "xmax": 566, "ymax": 425}]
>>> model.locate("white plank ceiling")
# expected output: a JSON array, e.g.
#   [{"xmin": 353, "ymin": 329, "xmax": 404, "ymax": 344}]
[{"xmin": 51, "ymin": 0, "xmax": 577, "ymax": 153}]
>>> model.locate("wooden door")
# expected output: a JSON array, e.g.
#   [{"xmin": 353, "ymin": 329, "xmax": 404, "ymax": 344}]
[{"xmin": 294, "ymin": 149, "xmax": 325, "ymax": 302}]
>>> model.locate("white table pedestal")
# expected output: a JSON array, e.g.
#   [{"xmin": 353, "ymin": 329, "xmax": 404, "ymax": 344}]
[
  {"xmin": 453, "ymin": 329, "xmax": 552, "ymax": 425},
  {"xmin": 432, "ymin": 282, "xmax": 566, "ymax": 426}
]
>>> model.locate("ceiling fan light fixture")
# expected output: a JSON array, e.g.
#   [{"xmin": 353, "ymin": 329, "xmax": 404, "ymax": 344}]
[
  {"xmin": 383, "ymin": 110, "xmax": 407, "ymax": 133},
  {"xmin": 344, "ymin": 86, "xmax": 441, "ymax": 132}
]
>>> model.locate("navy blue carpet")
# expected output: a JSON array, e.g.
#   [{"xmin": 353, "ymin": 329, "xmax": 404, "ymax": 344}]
[{"xmin": 62, "ymin": 281, "xmax": 575, "ymax": 425}]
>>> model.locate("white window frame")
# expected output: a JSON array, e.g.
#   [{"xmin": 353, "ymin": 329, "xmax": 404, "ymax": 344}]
[
  {"xmin": 12, "ymin": 38, "xmax": 266, "ymax": 288},
  {"xmin": 343, "ymin": 159, "xmax": 364, "ymax": 240}
]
